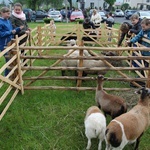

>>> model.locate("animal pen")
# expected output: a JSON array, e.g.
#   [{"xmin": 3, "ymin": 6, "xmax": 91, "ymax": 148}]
[{"xmin": 0, "ymin": 22, "xmax": 150, "ymax": 121}]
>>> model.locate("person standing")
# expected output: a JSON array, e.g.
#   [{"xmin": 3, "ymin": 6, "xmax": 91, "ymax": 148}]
[
  {"xmin": 10, "ymin": 3, "xmax": 31, "ymax": 50},
  {"xmin": 90, "ymin": 9, "xmax": 101, "ymax": 28},
  {"xmin": 0, "ymin": 7, "xmax": 23, "ymax": 76}
]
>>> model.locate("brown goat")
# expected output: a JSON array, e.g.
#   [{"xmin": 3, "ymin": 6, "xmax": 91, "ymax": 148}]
[{"xmin": 95, "ymin": 75, "xmax": 127, "ymax": 119}]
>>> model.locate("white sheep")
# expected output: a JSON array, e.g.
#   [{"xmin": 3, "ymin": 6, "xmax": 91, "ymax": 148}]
[
  {"xmin": 84, "ymin": 106, "xmax": 106, "ymax": 150},
  {"xmin": 95, "ymin": 75, "xmax": 127, "ymax": 119},
  {"xmin": 77, "ymin": 59, "xmax": 108, "ymax": 76},
  {"xmin": 61, "ymin": 40, "xmax": 92, "ymax": 76},
  {"xmin": 105, "ymin": 87, "xmax": 150, "ymax": 150}
]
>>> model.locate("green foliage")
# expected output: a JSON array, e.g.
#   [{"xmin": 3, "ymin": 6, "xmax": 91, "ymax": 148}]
[
  {"xmin": 104, "ymin": 0, "xmax": 116, "ymax": 10},
  {"xmin": 75, "ymin": 19, "xmax": 84, "ymax": 24},
  {"xmin": 121, "ymin": 3, "xmax": 130, "ymax": 11},
  {"xmin": 43, "ymin": 18, "xmax": 53, "ymax": 24}
]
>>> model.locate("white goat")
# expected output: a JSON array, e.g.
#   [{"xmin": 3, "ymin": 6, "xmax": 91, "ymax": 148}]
[
  {"xmin": 105, "ymin": 87, "xmax": 150, "ymax": 150},
  {"xmin": 95, "ymin": 75, "xmax": 127, "ymax": 119},
  {"xmin": 85, "ymin": 106, "xmax": 106, "ymax": 150}
]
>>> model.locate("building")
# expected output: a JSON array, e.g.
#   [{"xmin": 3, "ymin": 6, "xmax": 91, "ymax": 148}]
[
  {"xmin": 77, "ymin": 0, "xmax": 105, "ymax": 10},
  {"xmin": 123, "ymin": 0, "xmax": 150, "ymax": 9}
]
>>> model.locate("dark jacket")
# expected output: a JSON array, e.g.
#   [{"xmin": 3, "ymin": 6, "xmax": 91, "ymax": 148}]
[
  {"xmin": 10, "ymin": 15, "xmax": 29, "ymax": 36},
  {"xmin": 83, "ymin": 21, "xmax": 96, "ymax": 29},
  {"xmin": 0, "ymin": 18, "xmax": 21, "ymax": 51},
  {"xmin": 129, "ymin": 19, "xmax": 142, "ymax": 35},
  {"xmin": 118, "ymin": 22, "xmax": 133, "ymax": 46}
]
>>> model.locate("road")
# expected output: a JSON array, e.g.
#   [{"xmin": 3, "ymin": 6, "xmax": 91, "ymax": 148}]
[{"xmin": 114, "ymin": 17, "xmax": 131, "ymax": 24}]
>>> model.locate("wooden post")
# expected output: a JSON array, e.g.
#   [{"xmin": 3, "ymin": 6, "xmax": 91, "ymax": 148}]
[
  {"xmin": 37, "ymin": 26, "xmax": 42, "ymax": 55},
  {"xmin": 146, "ymin": 60, "xmax": 150, "ymax": 88},
  {"xmin": 16, "ymin": 35, "xmax": 24, "ymax": 94},
  {"xmin": 77, "ymin": 40, "xmax": 84, "ymax": 87}
]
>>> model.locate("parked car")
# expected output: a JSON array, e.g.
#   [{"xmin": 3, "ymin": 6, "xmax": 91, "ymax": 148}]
[
  {"xmin": 98, "ymin": 11, "xmax": 107, "ymax": 23},
  {"xmin": 32, "ymin": 10, "xmax": 50, "ymax": 22},
  {"xmin": 23, "ymin": 8, "xmax": 33, "ymax": 22},
  {"xmin": 124, "ymin": 9, "xmax": 137, "ymax": 19},
  {"xmin": 114, "ymin": 9, "xmax": 124, "ymax": 17},
  {"xmin": 134, "ymin": 11, "xmax": 150, "ymax": 19},
  {"xmin": 48, "ymin": 11, "xmax": 63, "ymax": 22},
  {"xmin": 70, "ymin": 11, "xmax": 84, "ymax": 22}
]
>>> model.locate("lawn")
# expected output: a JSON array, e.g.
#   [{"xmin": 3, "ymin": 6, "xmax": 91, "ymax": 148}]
[{"xmin": 0, "ymin": 22, "xmax": 150, "ymax": 150}]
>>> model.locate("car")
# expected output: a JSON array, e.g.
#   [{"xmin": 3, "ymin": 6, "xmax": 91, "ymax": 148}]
[
  {"xmin": 98, "ymin": 11, "xmax": 107, "ymax": 23},
  {"xmin": 32, "ymin": 10, "xmax": 50, "ymax": 22},
  {"xmin": 23, "ymin": 8, "xmax": 33, "ymax": 22},
  {"xmin": 134, "ymin": 11, "xmax": 150, "ymax": 19},
  {"xmin": 114, "ymin": 9, "xmax": 124, "ymax": 17},
  {"xmin": 48, "ymin": 11, "xmax": 63, "ymax": 22},
  {"xmin": 70, "ymin": 11, "xmax": 84, "ymax": 22},
  {"xmin": 124, "ymin": 9, "xmax": 137, "ymax": 19}
]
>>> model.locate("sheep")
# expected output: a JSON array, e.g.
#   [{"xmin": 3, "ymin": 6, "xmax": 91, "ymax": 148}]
[
  {"xmin": 105, "ymin": 87, "xmax": 150, "ymax": 150},
  {"xmin": 77, "ymin": 59, "xmax": 108, "ymax": 76},
  {"xmin": 61, "ymin": 40, "xmax": 92, "ymax": 76},
  {"xmin": 84, "ymin": 106, "xmax": 106, "ymax": 150},
  {"xmin": 60, "ymin": 32, "xmax": 77, "ymax": 41},
  {"xmin": 95, "ymin": 75, "xmax": 127, "ymax": 119}
]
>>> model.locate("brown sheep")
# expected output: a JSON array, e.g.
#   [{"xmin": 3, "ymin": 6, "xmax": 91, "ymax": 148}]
[
  {"xmin": 105, "ymin": 87, "xmax": 150, "ymax": 150},
  {"xmin": 95, "ymin": 75, "xmax": 127, "ymax": 119}
]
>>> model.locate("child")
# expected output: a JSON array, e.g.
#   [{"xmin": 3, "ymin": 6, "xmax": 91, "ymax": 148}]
[
  {"xmin": 127, "ymin": 18, "xmax": 150, "ymax": 85},
  {"xmin": 127, "ymin": 18, "xmax": 150, "ymax": 58},
  {"xmin": 105, "ymin": 12, "xmax": 114, "ymax": 28},
  {"xmin": 118, "ymin": 22, "xmax": 133, "ymax": 47},
  {"xmin": 0, "ymin": 7, "xmax": 23, "ymax": 76},
  {"xmin": 10, "ymin": 3, "xmax": 31, "ymax": 48},
  {"xmin": 128, "ymin": 14, "xmax": 142, "ymax": 36},
  {"xmin": 50, "ymin": 19, "xmax": 56, "ymax": 34}
]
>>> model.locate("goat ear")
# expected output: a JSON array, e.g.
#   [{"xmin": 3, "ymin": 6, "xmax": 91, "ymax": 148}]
[{"xmin": 104, "ymin": 77, "xmax": 108, "ymax": 80}]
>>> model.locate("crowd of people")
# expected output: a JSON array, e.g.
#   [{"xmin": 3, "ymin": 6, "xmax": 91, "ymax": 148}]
[{"xmin": 0, "ymin": 4, "xmax": 150, "ymax": 80}]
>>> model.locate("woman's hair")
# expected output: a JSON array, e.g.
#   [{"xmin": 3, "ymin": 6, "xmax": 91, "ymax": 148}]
[
  {"xmin": 120, "ymin": 22, "xmax": 130, "ymax": 33},
  {"xmin": 141, "ymin": 18, "xmax": 150, "ymax": 25},
  {"xmin": 0, "ymin": 7, "xmax": 10, "ymax": 13},
  {"xmin": 130, "ymin": 14, "xmax": 139, "ymax": 20},
  {"xmin": 13, "ymin": 3, "xmax": 23, "ymax": 9}
]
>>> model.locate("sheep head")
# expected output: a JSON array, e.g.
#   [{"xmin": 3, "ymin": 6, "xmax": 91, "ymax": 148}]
[{"xmin": 135, "ymin": 87, "xmax": 150, "ymax": 100}]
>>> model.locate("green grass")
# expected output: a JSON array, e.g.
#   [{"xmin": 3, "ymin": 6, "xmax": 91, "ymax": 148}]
[{"xmin": 0, "ymin": 22, "xmax": 150, "ymax": 150}]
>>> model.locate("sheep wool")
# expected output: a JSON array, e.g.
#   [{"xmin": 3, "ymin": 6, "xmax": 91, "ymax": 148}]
[
  {"xmin": 105, "ymin": 87, "xmax": 150, "ymax": 150},
  {"xmin": 84, "ymin": 106, "xmax": 106, "ymax": 150}
]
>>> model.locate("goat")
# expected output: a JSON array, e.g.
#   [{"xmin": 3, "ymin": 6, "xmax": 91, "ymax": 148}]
[
  {"xmin": 84, "ymin": 106, "xmax": 106, "ymax": 150},
  {"xmin": 105, "ymin": 87, "xmax": 150, "ymax": 150},
  {"xmin": 95, "ymin": 75, "xmax": 127, "ymax": 119}
]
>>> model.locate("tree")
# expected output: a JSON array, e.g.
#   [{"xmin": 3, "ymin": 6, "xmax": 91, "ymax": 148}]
[
  {"xmin": 68, "ymin": 0, "xmax": 72, "ymax": 9},
  {"xmin": 121, "ymin": 3, "xmax": 130, "ymax": 11},
  {"xmin": 104, "ymin": 0, "xmax": 116, "ymax": 11}
]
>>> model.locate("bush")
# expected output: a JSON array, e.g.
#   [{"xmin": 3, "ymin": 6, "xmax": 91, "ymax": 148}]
[
  {"xmin": 75, "ymin": 19, "xmax": 84, "ymax": 24},
  {"xmin": 43, "ymin": 18, "xmax": 53, "ymax": 24}
]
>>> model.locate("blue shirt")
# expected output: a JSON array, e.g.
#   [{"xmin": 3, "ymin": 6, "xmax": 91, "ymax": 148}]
[
  {"xmin": 130, "ymin": 29, "xmax": 150, "ymax": 56},
  {"xmin": 0, "ymin": 17, "xmax": 20, "ymax": 51}
]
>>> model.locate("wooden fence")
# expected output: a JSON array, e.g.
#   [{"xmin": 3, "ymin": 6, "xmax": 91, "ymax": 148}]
[{"xmin": 0, "ymin": 22, "xmax": 150, "ymax": 121}]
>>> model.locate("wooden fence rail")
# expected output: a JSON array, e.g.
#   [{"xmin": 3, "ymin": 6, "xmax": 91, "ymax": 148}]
[{"xmin": 0, "ymin": 23, "xmax": 150, "ymax": 121}]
